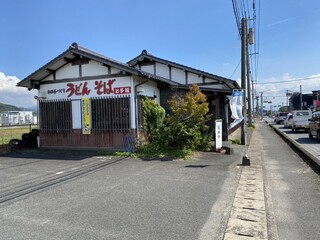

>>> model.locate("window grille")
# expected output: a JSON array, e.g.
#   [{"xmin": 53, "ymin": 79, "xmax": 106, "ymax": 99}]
[
  {"xmin": 91, "ymin": 96, "xmax": 130, "ymax": 132},
  {"xmin": 39, "ymin": 99, "xmax": 72, "ymax": 132}
]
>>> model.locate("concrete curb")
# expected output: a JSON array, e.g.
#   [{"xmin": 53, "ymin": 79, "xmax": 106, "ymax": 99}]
[{"xmin": 268, "ymin": 122, "xmax": 320, "ymax": 173}]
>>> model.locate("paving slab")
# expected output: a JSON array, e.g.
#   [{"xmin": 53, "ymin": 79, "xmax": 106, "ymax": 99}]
[{"xmin": 224, "ymin": 123, "xmax": 268, "ymax": 240}]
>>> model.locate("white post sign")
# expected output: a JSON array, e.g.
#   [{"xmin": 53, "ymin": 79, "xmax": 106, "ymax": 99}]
[{"xmin": 215, "ymin": 119, "xmax": 223, "ymax": 150}]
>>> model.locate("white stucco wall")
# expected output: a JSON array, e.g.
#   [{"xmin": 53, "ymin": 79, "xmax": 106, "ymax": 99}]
[
  {"xmin": 140, "ymin": 65, "xmax": 154, "ymax": 74},
  {"xmin": 82, "ymin": 61, "xmax": 109, "ymax": 76},
  {"xmin": 55, "ymin": 63, "xmax": 79, "ymax": 79},
  {"xmin": 171, "ymin": 68, "xmax": 185, "ymax": 84},
  {"xmin": 155, "ymin": 62, "xmax": 169, "ymax": 79},
  {"xmin": 43, "ymin": 60, "xmax": 118, "ymax": 81},
  {"xmin": 188, "ymin": 72, "xmax": 202, "ymax": 84},
  {"xmin": 136, "ymin": 80, "xmax": 160, "ymax": 104}
]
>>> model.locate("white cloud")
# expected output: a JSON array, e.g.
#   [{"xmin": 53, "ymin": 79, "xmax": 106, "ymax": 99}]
[
  {"xmin": 255, "ymin": 73, "xmax": 320, "ymax": 109},
  {"xmin": 0, "ymin": 72, "xmax": 37, "ymax": 108},
  {"xmin": 267, "ymin": 17, "xmax": 297, "ymax": 27}
]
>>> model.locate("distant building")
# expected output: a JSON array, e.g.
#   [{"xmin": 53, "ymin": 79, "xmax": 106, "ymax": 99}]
[
  {"xmin": 312, "ymin": 90, "xmax": 320, "ymax": 111},
  {"xmin": 289, "ymin": 93, "xmax": 313, "ymax": 111},
  {"xmin": 0, "ymin": 111, "xmax": 35, "ymax": 126}
]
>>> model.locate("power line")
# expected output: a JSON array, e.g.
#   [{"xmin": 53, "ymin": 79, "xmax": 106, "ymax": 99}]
[
  {"xmin": 230, "ymin": 59, "xmax": 241, "ymax": 78},
  {"xmin": 257, "ymin": 76, "xmax": 320, "ymax": 84},
  {"xmin": 232, "ymin": 0, "xmax": 242, "ymax": 35}
]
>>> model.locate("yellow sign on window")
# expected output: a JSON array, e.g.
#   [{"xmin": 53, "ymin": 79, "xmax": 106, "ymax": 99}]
[{"xmin": 82, "ymin": 98, "xmax": 91, "ymax": 134}]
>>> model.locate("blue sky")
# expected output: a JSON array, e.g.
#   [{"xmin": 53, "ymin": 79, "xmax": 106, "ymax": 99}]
[{"xmin": 0, "ymin": 0, "xmax": 319, "ymax": 108}]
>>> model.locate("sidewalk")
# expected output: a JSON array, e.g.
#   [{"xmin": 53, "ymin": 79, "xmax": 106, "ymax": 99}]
[{"xmin": 224, "ymin": 122, "xmax": 268, "ymax": 240}]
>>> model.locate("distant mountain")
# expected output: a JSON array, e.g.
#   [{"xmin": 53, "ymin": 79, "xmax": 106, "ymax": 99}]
[{"xmin": 0, "ymin": 102, "xmax": 33, "ymax": 112}]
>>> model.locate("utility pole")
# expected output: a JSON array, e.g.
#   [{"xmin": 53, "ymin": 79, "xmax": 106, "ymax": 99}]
[
  {"xmin": 241, "ymin": 17, "xmax": 247, "ymax": 146},
  {"xmin": 260, "ymin": 92, "xmax": 263, "ymax": 120},
  {"xmin": 246, "ymin": 49, "xmax": 252, "ymax": 124},
  {"xmin": 246, "ymin": 27, "xmax": 254, "ymax": 124},
  {"xmin": 256, "ymin": 95, "xmax": 259, "ymax": 115},
  {"xmin": 252, "ymin": 80, "xmax": 255, "ymax": 115},
  {"xmin": 286, "ymin": 90, "xmax": 289, "ymax": 112},
  {"xmin": 300, "ymin": 85, "xmax": 303, "ymax": 110},
  {"xmin": 240, "ymin": 18, "xmax": 250, "ymax": 165}
]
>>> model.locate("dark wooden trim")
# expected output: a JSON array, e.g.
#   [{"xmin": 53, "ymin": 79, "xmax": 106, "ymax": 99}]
[
  {"xmin": 64, "ymin": 57, "xmax": 73, "ymax": 63},
  {"xmin": 184, "ymin": 81, "xmax": 220, "ymax": 87},
  {"xmin": 169, "ymin": 65, "xmax": 172, "ymax": 81},
  {"xmin": 71, "ymin": 56, "xmax": 90, "ymax": 66},
  {"xmin": 79, "ymin": 59, "xmax": 82, "ymax": 77},
  {"xmin": 153, "ymin": 62, "xmax": 156, "ymax": 75},
  {"xmin": 102, "ymin": 63, "xmax": 112, "ymax": 74},
  {"xmin": 185, "ymin": 71, "xmax": 188, "ymax": 84}
]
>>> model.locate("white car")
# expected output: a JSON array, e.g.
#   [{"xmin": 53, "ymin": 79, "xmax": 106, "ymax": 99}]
[
  {"xmin": 284, "ymin": 113, "xmax": 293, "ymax": 128},
  {"xmin": 274, "ymin": 112, "xmax": 288, "ymax": 124},
  {"xmin": 291, "ymin": 109, "xmax": 312, "ymax": 132}
]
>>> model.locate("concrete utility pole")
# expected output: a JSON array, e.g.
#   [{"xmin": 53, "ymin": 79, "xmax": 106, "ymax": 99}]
[
  {"xmin": 246, "ymin": 27, "xmax": 254, "ymax": 125},
  {"xmin": 241, "ymin": 18, "xmax": 247, "ymax": 145},
  {"xmin": 260, "ymin": 92, "xmax": 263, "ymax": 120},
  {"xmin": 300, "ymin": 85, "xmax": 303, "ymax": 110},
  {"xmin": 252, "ymin": 80, "xmax": 255, "ymax": 115},
  {"xmin": 240, "ymin": 18, "xmax": 250, "ymax": 165}
]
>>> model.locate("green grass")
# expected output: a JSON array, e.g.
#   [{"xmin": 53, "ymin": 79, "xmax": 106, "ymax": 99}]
[
  {"xmin": 135, "ymin": 143, "xmax": 193, "ymax": 160},
  {"xmin": 0, "ymin": 125, "xmax": 37, "ymax": 145},
  {"xmin": 230, "ymin": 139, "xmax": 241, "ymax": 145}
]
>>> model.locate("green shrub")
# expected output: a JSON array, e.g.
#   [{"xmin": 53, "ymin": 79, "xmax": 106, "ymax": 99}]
[
  {"xmin": 158, "ymin": 85, "xmax": 212, "ymax": 151},
  {"xmin": 139, "ymin": 85, "xmax": 212, "ymax": 158},
  {"xmin": 141, "ymin": 97, "xmax": 165, "ymax": 143}
]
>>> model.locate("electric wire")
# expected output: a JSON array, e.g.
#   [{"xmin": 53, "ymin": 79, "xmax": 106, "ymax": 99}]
[
  {"xmin": 232, "ymin": 0, "xmax": 242, "ymax": 35},
  {"xmin": 231, "ymin": 0, "xmax": 261, "ymax": 110},
  {"xmin": 257, "ymin": 75, "xmax": 320, "ymax": 84},
  {"xmin": 230, "ymin": 59, "xmax": 241, "ymax": 79}
]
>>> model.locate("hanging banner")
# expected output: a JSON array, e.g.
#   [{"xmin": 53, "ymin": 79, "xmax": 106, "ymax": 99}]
[
  {"xmin": 229, "ymin": 90, "xmax": 244, "ymax": 129},
  {"xmin": 82, "ymin": 98, "xmax": 91, "ymax": 134}
]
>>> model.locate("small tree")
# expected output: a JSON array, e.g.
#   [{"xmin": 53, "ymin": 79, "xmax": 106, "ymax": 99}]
[{"xmin": 160, "ymin": 85, "xmax": 212, "ymax": 150}]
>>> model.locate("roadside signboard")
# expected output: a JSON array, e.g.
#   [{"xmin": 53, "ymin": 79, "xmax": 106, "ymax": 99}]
[{"xmin": 215, "ymin": 119, "xmax": 222, "ymax": 150}]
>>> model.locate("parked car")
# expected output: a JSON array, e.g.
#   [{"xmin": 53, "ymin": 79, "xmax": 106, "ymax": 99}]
[
  {"xmin": 274, "ymin": 112, "xmax": 288, "ymax": 124},
  {"xmin": 284, "ymin": 113, "xmax": 293, "ymax": 128},
  {"xmin": 291, "ymin": 109, "xmax": 312, "ymax": 132},
  {"xmin": 308, "ymin": 111, "xmax": 320, "ymax": 141}
]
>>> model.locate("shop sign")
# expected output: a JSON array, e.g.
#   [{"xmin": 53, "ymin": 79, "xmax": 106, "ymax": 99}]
[
  {"xmin": 40, "ymin": 78, "xmax": 132, "ymax": 100},
  {"xmin": 82, "ymin": 98, "xmax": 91, "ymax": 134}
]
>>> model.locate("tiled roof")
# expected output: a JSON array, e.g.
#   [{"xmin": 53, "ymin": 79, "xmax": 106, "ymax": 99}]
[
  {"xmin": 17, "ymin": 43, "xmax": 239, "ymax": 90},
  {"xmin": 128, "ymin": 50, "xmax": 240, "ymax": 89}
]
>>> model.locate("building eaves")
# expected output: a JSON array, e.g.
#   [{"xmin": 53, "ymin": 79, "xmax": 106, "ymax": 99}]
[
  {"xmin": 17, "ymin": 43, "xmax": 139, "ymax": 88},
  {"xmin": 17, "ymin": 43, "xmax": 179, "ymax": 89},
  {"xmin": 127, "ymin": 50, "xmax": 240, "ymax": 90}
]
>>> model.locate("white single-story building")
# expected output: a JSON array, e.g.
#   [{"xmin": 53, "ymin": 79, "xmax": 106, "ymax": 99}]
[{"xmin": 17, "ymin": 43, "xmax": 240, "ymax": 150}]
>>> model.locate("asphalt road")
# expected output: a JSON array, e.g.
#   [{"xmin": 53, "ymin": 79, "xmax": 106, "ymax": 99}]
[
  {"xmin": 0, "ymin": 149, "xmax": 242, "ymax": 240},
  {"xmin": 270, "ymin": 122, "xmax": 320, "ymax": 160},
  {"xmin": 259, "ymin": 121, "xmax": 320, "ymax": 240}
]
